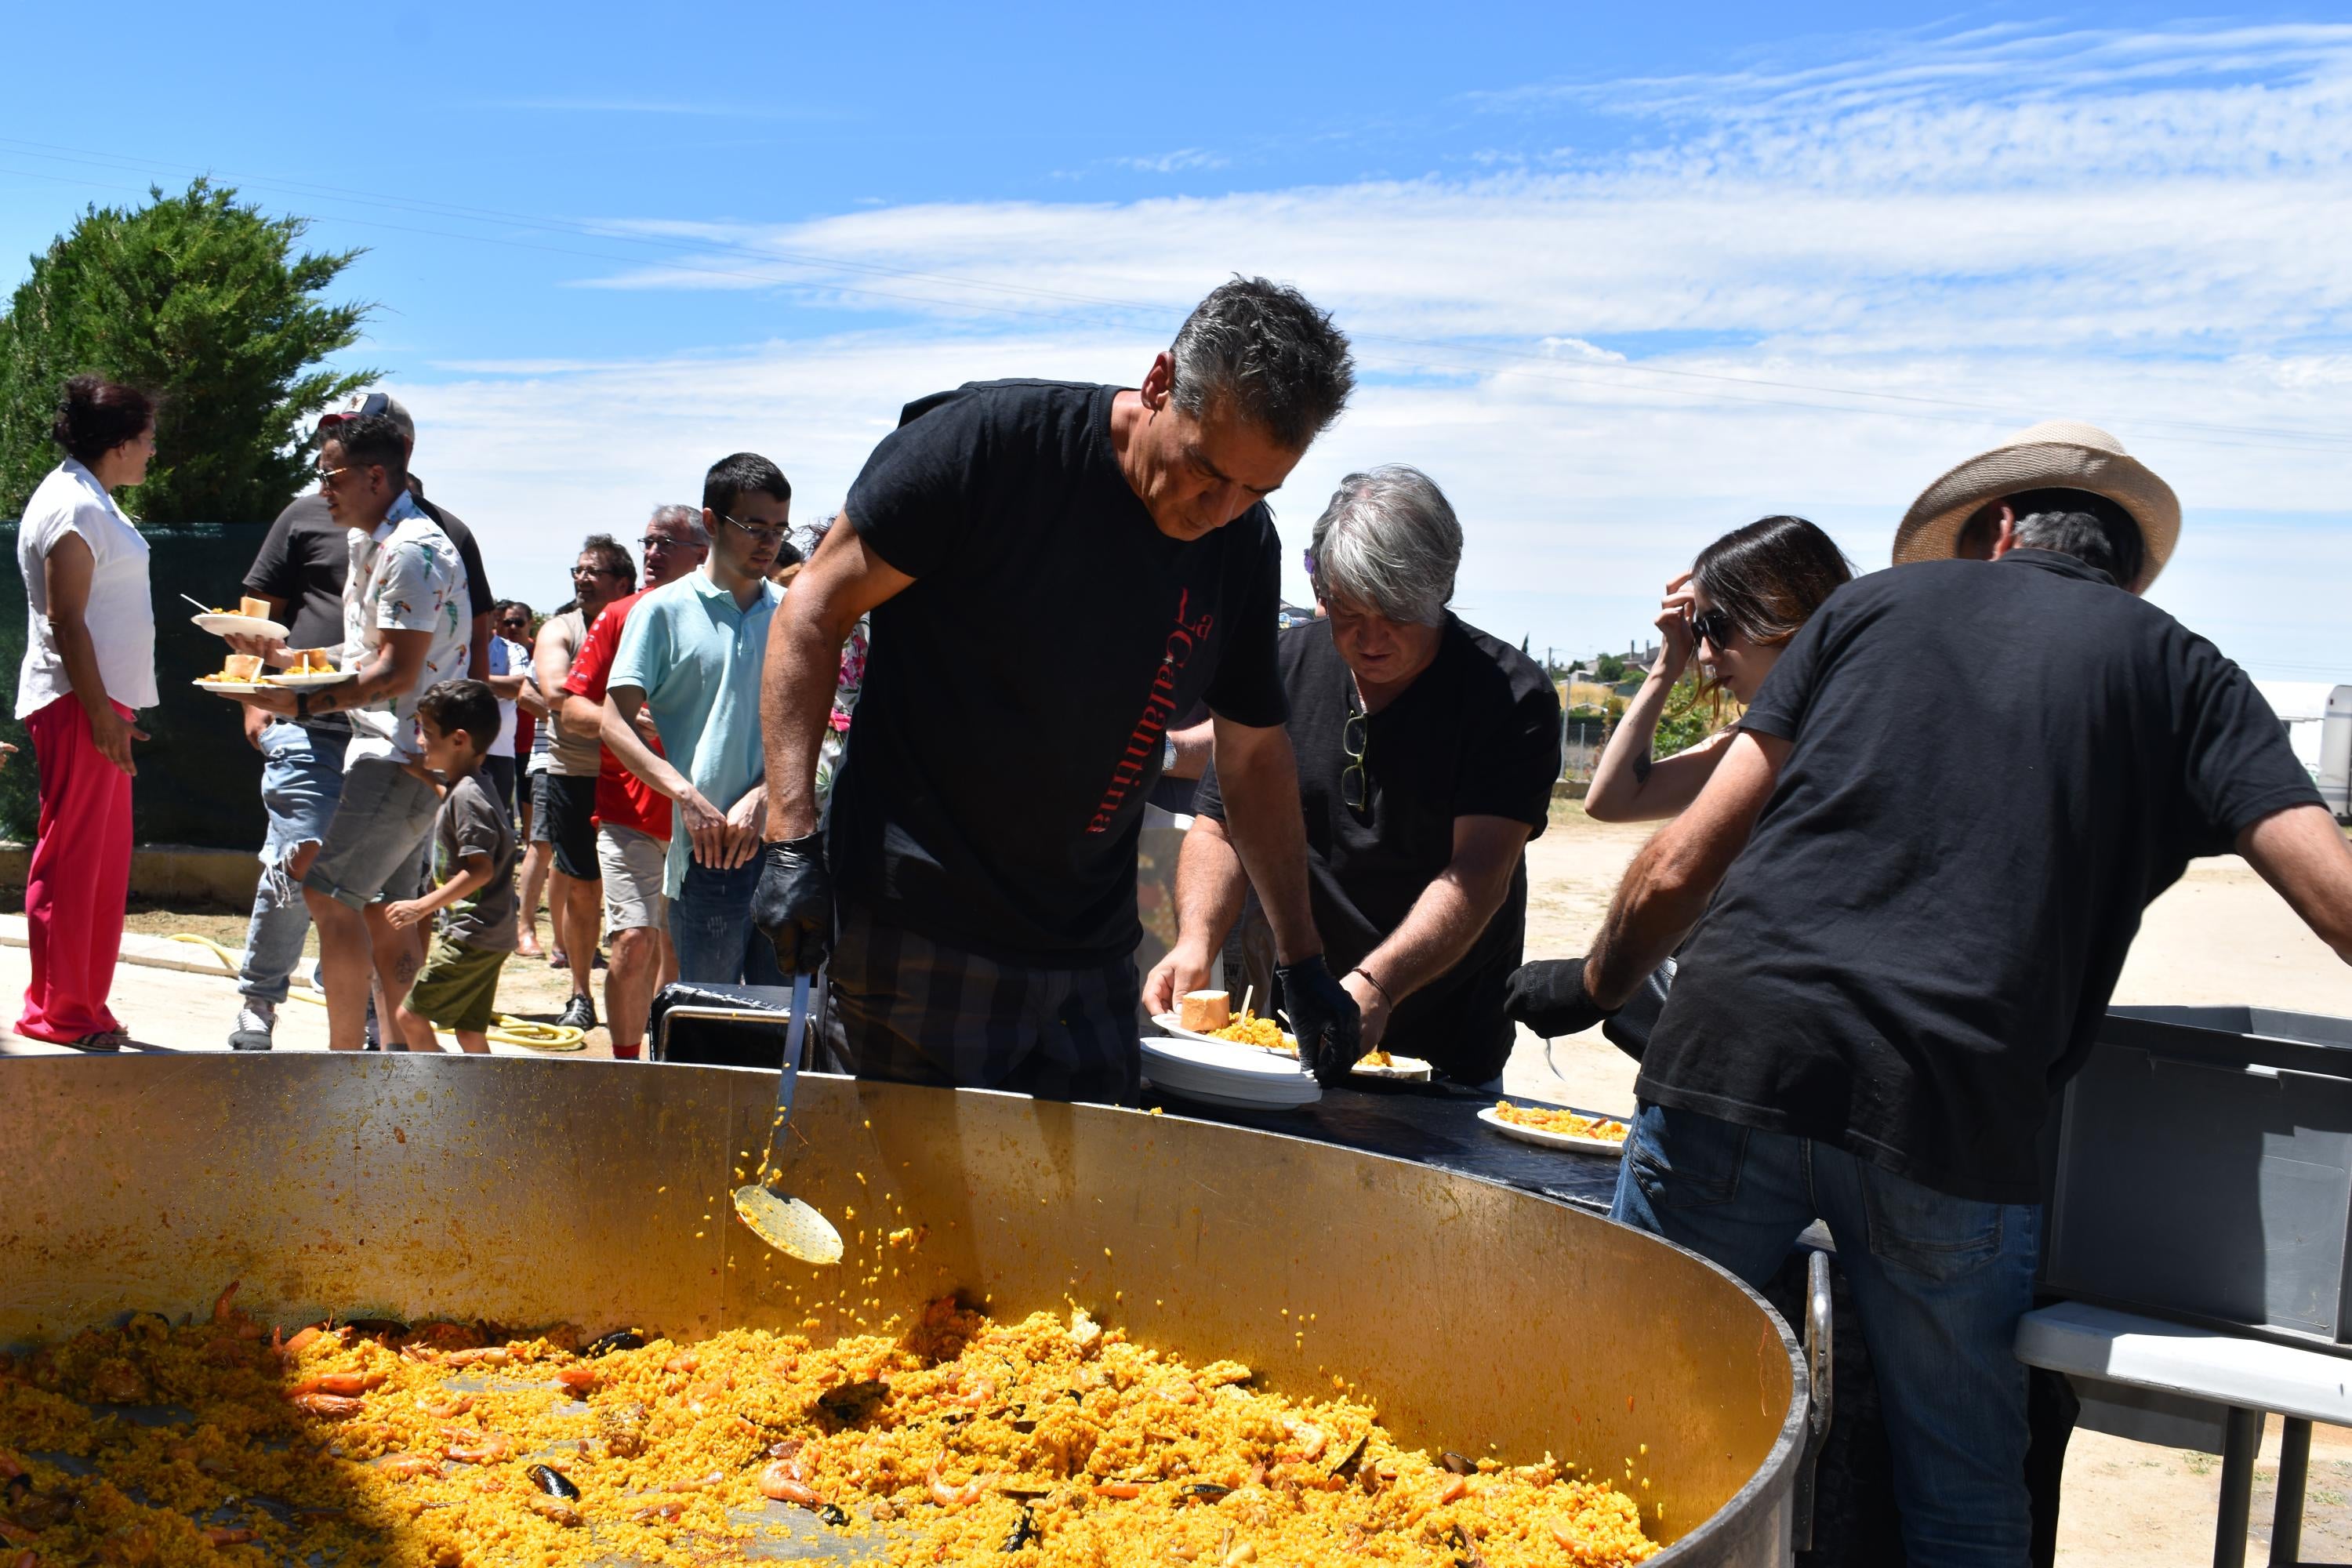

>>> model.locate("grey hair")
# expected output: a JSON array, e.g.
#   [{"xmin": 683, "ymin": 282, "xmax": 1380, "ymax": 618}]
[
  {"xmin": 1167, "ymin": 276, "xmax": 1356, "ymax": 452},
  {"xmin": 649, "ymin": 502, "xmax": 708, "ymax": 546},
  {"xmin": 1308, "ymin": 466, "xmax": 1462, "ymax": 626}
]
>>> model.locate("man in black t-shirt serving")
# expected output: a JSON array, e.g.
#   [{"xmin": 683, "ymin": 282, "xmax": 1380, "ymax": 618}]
[
  {"xmin": 1145, "ymin": 465, "xmax": 1562, "ymax": 1086},
  {"xmin": 753, "ymin": 278, "xmax": 1365, "ymax": 1101},
  {"xmin": 1505, "ymin": 422, "xmax": 2352, "ymax": 1566}
]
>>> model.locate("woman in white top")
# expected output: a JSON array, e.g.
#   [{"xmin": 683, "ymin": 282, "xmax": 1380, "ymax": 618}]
[{"xmin": 13, "ymin": 376, "xmax": 159, "ymax": 1048}]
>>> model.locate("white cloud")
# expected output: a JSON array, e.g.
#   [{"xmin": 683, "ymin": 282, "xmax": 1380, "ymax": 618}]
[
  {"xmin": 1112, "ymin": 149, "xmax": 1230, "ymax": 175},
  {"xmin": 411, "ymin": 21, "xmax": 2352, "ymax": 679}
]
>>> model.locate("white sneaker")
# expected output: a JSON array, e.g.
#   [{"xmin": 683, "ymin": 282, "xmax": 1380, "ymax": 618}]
[{"xmin": 229, "ymin": 1001, "xmax": 277, "ymax": 1052}]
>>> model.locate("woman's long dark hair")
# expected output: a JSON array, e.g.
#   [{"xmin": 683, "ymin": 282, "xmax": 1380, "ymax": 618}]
[
  {"xmin": 1693, "ymin": 514, "xmax": 1853, "ymax": 648},
  {"xmin": 1674, "ymin": 515, "xmax": 1854, "ymax": 727}
]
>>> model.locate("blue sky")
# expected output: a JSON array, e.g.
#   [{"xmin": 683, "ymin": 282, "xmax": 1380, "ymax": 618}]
[{"xmin": 4, "ymin": 4, "xmax": 2349, "ymax": 681}]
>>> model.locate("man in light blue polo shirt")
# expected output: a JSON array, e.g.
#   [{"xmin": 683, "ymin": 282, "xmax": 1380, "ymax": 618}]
[{"xmin": 602, "ymin": 453, "xmax": 790, "ymax": 985}]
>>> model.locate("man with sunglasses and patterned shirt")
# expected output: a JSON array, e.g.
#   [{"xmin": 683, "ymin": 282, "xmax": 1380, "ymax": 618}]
[
  {"xmin": 220, "ymin": 413, "xmax": 468, "ymax": 1053},
  {"xmin": 1145, "ymin": 466, "xmax": 1561, "ymax": 1086},
  {"xmin": 598, "ymin": 455, "xmax": 790, "ymax": 987},
  {"xmin": 223, "ymin": 390, "xmax": 496, "ymax": 1051}
]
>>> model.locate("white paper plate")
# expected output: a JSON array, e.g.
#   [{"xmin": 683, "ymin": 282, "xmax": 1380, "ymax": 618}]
[
  {"xmin": 1149, "ymin": 1080, "xmax": 1322, "ymax": 1112},
  {"xmin": 1139, "ymin": 1036, "xmax": 1321, "ymax": 1109},
  {"xmin": 193, "ymin": 678, "xmax": 267, "ymax": 696},
  {"xmin": 263, "ymin": 670, "xmax": 351, "ymax": 688},
  {"xmin": 1149, "ymin": 1013, "xmax": 1431, "ymax": 1082},
  {"xmin": 1476, "ymin": 1105, "xmax": 1629, "ymax": 1157},
  {"xmin": 192, "ymin": 612, "xmax": 289, "ymax": 641}
]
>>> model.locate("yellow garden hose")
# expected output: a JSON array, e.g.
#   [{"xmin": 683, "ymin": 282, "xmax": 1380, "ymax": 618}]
[{"xmin": 165, "ymin": 934, "xmax": 586, "ymax": 1051}]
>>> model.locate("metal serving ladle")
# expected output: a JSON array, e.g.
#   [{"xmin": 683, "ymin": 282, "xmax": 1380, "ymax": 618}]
[{"xmin": 730, "ymin": 973, "xmax": 845, "ymax": 1265}]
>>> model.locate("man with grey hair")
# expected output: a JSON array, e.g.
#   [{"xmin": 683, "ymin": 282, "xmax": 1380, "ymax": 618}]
[
  {"xmin": 754, "ymin": 276, "xmax": 1367, "ymax": 1098},
  {"xmin": 1145, "ymin": 465, "xmax": 1562, "ymax": 1084},
  {"xmin": 557, "ymin": 504, "xmax": 709, "ymax": 1057}
]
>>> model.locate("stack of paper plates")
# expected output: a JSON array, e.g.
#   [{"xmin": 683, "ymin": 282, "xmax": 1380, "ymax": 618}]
[{"xmin": 1140, "ymin": 1036, "xmax": 1322, "ymax": 1111}]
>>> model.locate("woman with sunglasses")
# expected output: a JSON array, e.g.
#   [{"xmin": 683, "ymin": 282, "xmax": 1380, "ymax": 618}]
[{"xmin": 1584, "ymin": 516, "xmax": 1852, "ymax": 822}]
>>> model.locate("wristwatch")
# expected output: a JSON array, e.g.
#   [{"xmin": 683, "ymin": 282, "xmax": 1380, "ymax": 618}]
[
  {"xmin": 295, "ymin": 690, "xmax": 310, "ymax": 721},
  {"xmin": 1163, "ymin": 733, "xmax": 1178, "ymax": 772}
]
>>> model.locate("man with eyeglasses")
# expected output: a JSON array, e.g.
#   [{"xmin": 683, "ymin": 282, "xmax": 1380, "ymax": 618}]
[
  {"xmin": 557, "ymin": 504, "xmax": 710, "ymax": 1054},
  {"xmin": 600, "ymin": 455, "xmax": 790, "ymax": 987},
  {"xmin": 533, "ymin": 536, "xmax": 636, "ymax": 1033},
  {"xmin": 223, "ymin": 390, "xmax": 495, "ymax": 1052},
  {"xmin": 218, "ymin": 412, "xmax": 468, "ymax": 1052}
]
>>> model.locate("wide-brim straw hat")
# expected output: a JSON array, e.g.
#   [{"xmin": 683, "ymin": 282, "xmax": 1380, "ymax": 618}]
[{"xmin": 1893, "ymin": 419, "xmax": 2180, "ymax": 593}]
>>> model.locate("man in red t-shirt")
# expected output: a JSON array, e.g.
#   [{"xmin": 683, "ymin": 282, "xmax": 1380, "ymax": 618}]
[{"xmin": 561, "ymin": 504, "xmax": 709, "ymax": 1058}]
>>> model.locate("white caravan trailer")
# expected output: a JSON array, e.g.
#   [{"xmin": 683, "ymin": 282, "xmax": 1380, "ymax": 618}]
[{"xmin": 2254, "ymin": 681, "xmax": 2352, "ymax": 820}]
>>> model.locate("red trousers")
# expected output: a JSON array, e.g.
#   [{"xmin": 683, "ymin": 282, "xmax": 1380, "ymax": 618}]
[{"xmin": 17, "ymin": 694, "xmax": 134, "ymax": 1042}]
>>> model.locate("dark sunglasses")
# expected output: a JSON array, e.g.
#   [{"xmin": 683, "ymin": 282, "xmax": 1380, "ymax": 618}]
[
  {"xmin": 1690, "ymin": 607, "xmax": 1738, "ymax": 650},
  {"xmin": 1341, "ymin": 705, "xmax": 1370, "ymax": 814}
]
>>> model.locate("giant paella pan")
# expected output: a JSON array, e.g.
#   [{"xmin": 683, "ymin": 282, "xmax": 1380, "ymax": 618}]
[{"xmin": 0, "ymin": 1056, "xmax": 1812, "ymax": 1565}]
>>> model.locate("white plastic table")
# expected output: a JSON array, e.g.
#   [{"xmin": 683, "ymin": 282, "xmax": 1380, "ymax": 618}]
[{"xmin": 2018, "ymin": 1301, "xmax": 2352, "ymax": 1567}]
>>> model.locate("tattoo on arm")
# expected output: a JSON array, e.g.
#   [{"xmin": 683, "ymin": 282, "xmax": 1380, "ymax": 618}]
[{"xmin": 1632, "ymin": 743, "xmax": 1653, "ymax": 785}]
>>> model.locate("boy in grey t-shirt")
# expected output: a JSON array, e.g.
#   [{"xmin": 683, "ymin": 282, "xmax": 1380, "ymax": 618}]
[{"xmin": 387, "ymin": 681, "xmax": 517, "ymax": 1053}]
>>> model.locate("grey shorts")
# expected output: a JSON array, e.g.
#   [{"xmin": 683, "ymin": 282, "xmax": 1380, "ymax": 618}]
[
  {"xmin": 303, "ymin": 760, "xmax": 438, "ymax": 909},
  {"xmin": 597, "ymin": 822, "xmax": 670, "ymax": 933}
]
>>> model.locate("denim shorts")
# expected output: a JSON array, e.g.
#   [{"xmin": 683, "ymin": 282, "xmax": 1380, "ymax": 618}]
[
  {"xmin": 257, "ymin": 721, "xmax": 348, "ymax": 864},
  {"xmin": 303, "ymin": 760, "xmax": 440, "ymax": 909}
]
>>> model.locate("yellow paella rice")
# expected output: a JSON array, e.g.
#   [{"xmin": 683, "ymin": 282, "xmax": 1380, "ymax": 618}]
[
  {"xmin": 0, "ymin": 1285, "xmax": 1657, "ymax": 1566},
  {"xmin": 1494, "ymin": 1103, "xmax": 1630, "ymax": 1144}
]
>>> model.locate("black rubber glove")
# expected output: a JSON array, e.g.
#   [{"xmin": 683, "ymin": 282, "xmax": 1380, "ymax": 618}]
[
  {"xmin": 1277, "ymin": 955, "xmax": 1363, "ymax": 1085},
  {"xmin": 1503, "ymin": 957, "xmax": 1612, "ymax": 1039},
  {"xmin": 752, "ymin": 833, "xmax": 833, "ymax": 975}
]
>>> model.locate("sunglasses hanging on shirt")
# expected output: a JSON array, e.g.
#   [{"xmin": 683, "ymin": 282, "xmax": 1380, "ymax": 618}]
[{"xmin": 1341, "ymin": 696, "xmax": 1371, "ymax": 815}]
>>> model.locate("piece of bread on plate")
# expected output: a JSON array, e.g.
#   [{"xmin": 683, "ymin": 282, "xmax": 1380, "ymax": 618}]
[
  {"xmin": 238, "ymin": 596, "xmax": 273, "ymax": 620},
  {"xmin": 1178, "ymin": 990, "xmax": 1231, "ymax": 1032}
]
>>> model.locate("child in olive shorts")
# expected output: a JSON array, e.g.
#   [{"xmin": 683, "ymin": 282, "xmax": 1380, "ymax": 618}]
[{"xmin": 387, "ymin": 681, "xmax": 517, "ymax": 1053}]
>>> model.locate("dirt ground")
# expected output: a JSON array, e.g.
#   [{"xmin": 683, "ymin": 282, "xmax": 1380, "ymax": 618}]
[{"xmin": 8, "ymin": 804, "xmax": 2351, "ymax": 1559}]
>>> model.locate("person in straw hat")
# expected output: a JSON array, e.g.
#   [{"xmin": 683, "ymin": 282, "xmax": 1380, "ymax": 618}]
[
  {"xmin": 1892, "ymin": 417, "xmax": 2181, "ymax": 592},
  {"xmin": 1503, "ymin": 422, "xmax": 2352, "ymax": 1564}
]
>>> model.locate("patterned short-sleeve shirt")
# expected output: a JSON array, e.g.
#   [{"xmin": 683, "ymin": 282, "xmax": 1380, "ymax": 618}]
[{"xmin": 342, "ymin": 490, "xmax": 469, "ymax": 767}]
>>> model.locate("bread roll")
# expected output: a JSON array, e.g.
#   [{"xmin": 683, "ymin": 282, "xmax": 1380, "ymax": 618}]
[
  {"xmin": 1178, "ymin": 990, "xmax": 1231, "ymax": 1033},
  {"xmin": 223, "ymin": 654, "xmax": 263, "ymax": 682},
  {"xmin": 239, "ymin": 596, "xmax": 273, "ymax": 620}
]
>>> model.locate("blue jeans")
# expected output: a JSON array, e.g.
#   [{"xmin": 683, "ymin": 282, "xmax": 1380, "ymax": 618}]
[
  {"xmin": 668, "ymin": 858, "xmax": 786, "ymax": 987},
  {"xmin": 1610, "ymin": 1103, "xmax": 2040, "ymax": 1568},
  {"xmin": 236, "ymin": 722, "xmax": 348, "ymax": 1004}
]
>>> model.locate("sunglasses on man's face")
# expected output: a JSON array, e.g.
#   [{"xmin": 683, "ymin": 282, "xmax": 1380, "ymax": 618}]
[{"xmin": 1690, "ymin": 607, "xmax": 1738, "ymax": 650}]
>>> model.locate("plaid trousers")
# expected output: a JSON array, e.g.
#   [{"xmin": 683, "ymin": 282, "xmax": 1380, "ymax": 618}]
[{"xmin": 818, "ymin": 902, "xmax": 1143, "ymax": 1105}]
